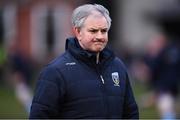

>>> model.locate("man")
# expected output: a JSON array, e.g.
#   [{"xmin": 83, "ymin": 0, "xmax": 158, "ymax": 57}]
[{"xmin": 29, "ymin": 4, "xmax": 139, "ymax": 119}]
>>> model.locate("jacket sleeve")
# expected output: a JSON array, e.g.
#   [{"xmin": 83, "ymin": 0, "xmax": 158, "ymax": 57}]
[
  {"xmin": 29, "ymin": 66, "xmax": 65, "ymax": 119},
  {"xmin": 122, "ymin": 73, "xmax": 139, "ymax": 119}
]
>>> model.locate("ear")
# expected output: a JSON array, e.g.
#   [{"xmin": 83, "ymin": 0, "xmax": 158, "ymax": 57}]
[{"xmin": 73, "ymin": 27, "xmax": 81, "ymax": 40}]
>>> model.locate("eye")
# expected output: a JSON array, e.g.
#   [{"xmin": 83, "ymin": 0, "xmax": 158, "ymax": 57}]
[
  {"xmin": 89, "ymin": 29, "xmax": 98, "ymax": 33},
  {"xmin": 101, "ymin": 29, "xmax": 108, "ymax": 33}
]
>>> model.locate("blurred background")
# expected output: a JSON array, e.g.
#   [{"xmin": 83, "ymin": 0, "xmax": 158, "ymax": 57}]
[{"xmin": 0, "ymin": 0, "xmax": 179, "ymax": 119}]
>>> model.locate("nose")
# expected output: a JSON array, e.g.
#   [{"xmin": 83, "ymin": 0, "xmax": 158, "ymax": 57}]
[{"xmin": 96, "ymin": 31, "xmax": 104, "ymax": 40}]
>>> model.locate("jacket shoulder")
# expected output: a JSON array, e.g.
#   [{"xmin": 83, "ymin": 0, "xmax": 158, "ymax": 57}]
[
  {"xmin": 113, "ymin": 57, "xmax": 128, "ymax": 71},
  {"xmin": 38, "ymin": 52, "xmax": 72, "ymax": 82}
]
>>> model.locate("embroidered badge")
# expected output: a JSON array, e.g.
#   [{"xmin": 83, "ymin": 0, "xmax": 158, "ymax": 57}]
[{"xmin": 112, "ymin": 72, "xmax": 120, "ymax": 86}]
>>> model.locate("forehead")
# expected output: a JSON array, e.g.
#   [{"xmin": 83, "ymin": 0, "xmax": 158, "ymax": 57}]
[{"xmin": 83, "ymin": 11, "xmax": 108, "ymax": 28}]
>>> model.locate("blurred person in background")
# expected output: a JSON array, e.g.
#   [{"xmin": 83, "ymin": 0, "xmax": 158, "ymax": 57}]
[
  {"xmin": 139, "ymin": 33, "xmax": 180, "ymax": 119},
  {"xmin": 7, "ymin": 42, "xmax": 33, "ymax": 114},
  {"xmin": 130, "ymin": 4, "xmax": 180, "ymax": 118},
  {"xmin": 30, "ymin": 4, "xmax": 139, "ymax": 119},
  {"xmin": 0, "ymin": 12, "xmax": 6, "ymax": 85}
]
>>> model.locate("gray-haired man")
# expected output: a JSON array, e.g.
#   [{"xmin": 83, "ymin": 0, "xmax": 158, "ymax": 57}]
[{"xmin": 30, "ymin": 4, "xmax": 139, "ymax": 119}]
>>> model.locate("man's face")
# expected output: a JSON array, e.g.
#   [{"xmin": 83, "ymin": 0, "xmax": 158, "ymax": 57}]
[{"xmin": 75, "ymin": 11, "xmax": 109, "ymax": 52}]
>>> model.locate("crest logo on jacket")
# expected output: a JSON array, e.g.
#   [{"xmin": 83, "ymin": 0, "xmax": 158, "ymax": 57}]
[{"xmin": 112, "ymin": 72, "xmax": 120, "ymax": 86}]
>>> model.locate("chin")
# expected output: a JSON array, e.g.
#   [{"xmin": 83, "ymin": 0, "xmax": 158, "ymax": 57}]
[
  {"xmin": 94, "ymin": 48, "xmax": 104, "ymax": 52},
  {"xmin": 90, "ymin": 46, "xmax": 105, "ymax": 52}
]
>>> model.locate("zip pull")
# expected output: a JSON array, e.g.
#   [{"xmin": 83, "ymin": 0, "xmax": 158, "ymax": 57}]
[{"xmin": 100, "ymin": 75, "xmax": 105, "ymax": 84}]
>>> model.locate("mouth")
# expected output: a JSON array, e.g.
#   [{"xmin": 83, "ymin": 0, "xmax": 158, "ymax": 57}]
[
  {"xmin": 94, "ymin": 42, "xmax": 105, "ymax": 50},
  {"xmin": 94, "ymin": 41, "xmax": 104, "ymax": 45}
]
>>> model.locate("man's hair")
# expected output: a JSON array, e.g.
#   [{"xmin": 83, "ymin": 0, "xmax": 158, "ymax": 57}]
[{"xmin": 72, "ymin": 4, "xmax": 111, "ymax": 30}]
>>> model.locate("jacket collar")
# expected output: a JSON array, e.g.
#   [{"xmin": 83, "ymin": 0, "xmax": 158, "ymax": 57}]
[{"xmin": 65, "ymin": 37, "xmax": 115, "ymax": 66}]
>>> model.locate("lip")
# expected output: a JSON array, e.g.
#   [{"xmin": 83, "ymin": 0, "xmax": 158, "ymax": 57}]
[
  {"xmin": 94, "ymin": 43, "xmax": 104, "ymax": 46},
  {"xmin": 94, "ymin": 41, "xmax": 104, "ymax": 44}
]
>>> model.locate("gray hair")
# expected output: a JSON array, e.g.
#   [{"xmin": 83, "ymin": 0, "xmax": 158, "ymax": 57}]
[{"xmin": 72, "ymin": 4, "xmax": 111, "ymax": 30}]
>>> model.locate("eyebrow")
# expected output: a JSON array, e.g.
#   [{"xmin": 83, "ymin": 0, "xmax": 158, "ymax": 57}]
[{"xmin": 89, "ymin": 28, "xmax": 108, "ymax": 31}]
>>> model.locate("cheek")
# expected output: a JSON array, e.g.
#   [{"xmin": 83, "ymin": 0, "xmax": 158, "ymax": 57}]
[
  {"xmin": 81, "ymin": 33, "xmax": 94, "ymax": 42},
  {"xmin": 84, "ymin": 32, "xmax": 94, "ymax": 39},
  {"xmin": 105, "ymin": 34, "xmax": 108, "ymax": 40},
  {"xmin": 83, "ymin": 39, "xmax": 92, "ymax": 47}
]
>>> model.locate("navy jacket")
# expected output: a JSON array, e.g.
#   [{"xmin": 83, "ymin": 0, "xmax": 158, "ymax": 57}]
[{"xmin": 29, "ymin": 37, "xmax": 139, "ymax": 119}]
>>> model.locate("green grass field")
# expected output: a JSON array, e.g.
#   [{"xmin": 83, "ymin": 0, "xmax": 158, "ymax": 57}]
[
  {"xmin": 0, "ymin": 86, "xmax": 27, "ymax": 119},
  {"xmin": 132, "ymin": 81, "xmax": 159, "ymax": 119}
]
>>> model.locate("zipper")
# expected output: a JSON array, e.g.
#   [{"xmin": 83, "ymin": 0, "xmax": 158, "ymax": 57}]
[
  {"xmin": 100, "ymin": 75, "xmax": 105, "ymax": 84},
  {"xmin": 96, "ymin": 53, "xmax": 104, "ymax": 85},
  {"xmin": 99, "ymin": 74, "xmax": 109, "ymax": 117},
  {"xmin": 95, "ymin": 64, "xmax": 109, "ymax": 117},
  {"xmin": 95, "ymin": 53, "xmax": 109, "ymax": 117}
]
